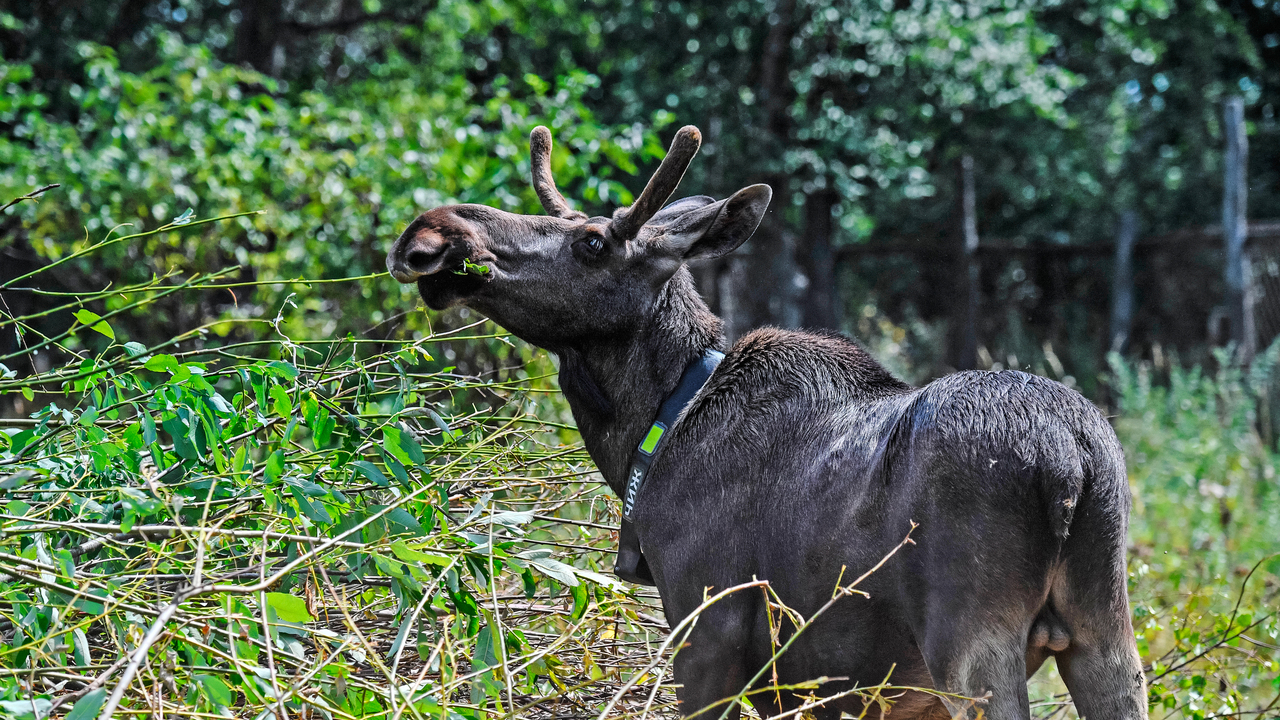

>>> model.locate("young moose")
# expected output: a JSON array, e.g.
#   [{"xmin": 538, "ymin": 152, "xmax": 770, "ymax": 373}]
[{"xmin": 386, "ymin": 126, "xmax": 1148, "ymax": 720}]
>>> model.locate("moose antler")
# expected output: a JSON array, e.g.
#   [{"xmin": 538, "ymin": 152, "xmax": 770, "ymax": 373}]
[
  {"xmin": 530, "ymin": 126, "xmax": 587, "ymax": 220},
  {"xmin": 612, "ymin": 125, "xmax": 702, "ymax": 238}
]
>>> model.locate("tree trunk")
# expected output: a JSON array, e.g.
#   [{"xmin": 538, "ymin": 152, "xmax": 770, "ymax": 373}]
[
  {"xmin": 738, "ymin": 0, "xmax": 800, "ymax": 332},
  {"xmin": 718, "ymin": 256, "xmax": 748, "ymax": 343},
  {"xmin": 236, "ymin": 0, "xmax": 284, "ymax": 75},
  {"xmin": 696, "ymin": 116, "xmax": 726, "ymax": 321},
  {"xmin": 105, "ymin": 0, "xmax": 153, "ymax": 48},
  {"xmin": 958, "ymin": 155, "xmax": 980, "ymax": 370},
  {"xmin": 1223, "ymin": 96, "xmax": 1254, "ymax": 362},
  {"xmin": 759, "ymin": 0, "xmax": 797, "ymax": 140},
  {"xmin": 1109, "ymin": 209, "xmax": 1139, "ymax": 355},
  {"xmin": 802, "ymin": 189, "xmax": 839, "ymax": 329},
  {"xmin": 743, "ymin": 174, "xmax": 802, "ymax": 329}
]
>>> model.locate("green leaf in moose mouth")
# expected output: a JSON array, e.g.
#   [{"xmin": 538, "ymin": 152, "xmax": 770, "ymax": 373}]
[{"xmin": 453, "ymin": 258, "xmax": 492, "ymax": 276}]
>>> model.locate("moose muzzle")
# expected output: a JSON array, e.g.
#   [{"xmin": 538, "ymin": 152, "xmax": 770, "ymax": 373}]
[{"xmin": 386, "ymin": 221, "xmax": 456, "ymax": 283}]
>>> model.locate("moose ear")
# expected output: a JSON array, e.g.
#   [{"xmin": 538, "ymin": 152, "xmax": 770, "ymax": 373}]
[{"xmin": 660, "ymin": 184, "xmax": 773, "ymax": 260}]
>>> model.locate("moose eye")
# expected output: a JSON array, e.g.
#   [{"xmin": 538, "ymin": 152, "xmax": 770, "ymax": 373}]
[{"xmin": 572, "ymin": 232, "xmax": 608, "ymax": 263}]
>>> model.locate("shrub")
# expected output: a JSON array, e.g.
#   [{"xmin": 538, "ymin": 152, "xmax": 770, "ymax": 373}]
[
  {"xmin": 1, "ymin": 27, "xmax": 666, "ymax": 357},
  {"xmin": 0, "ymin": 210, "xmax": 676, "ymax": 719},
  {"xmin": 1103, "ymin": 349, "xmax": 1279, "ymax": 720}
]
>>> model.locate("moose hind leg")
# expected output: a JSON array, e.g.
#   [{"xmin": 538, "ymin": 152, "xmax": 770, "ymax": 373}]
[
  {"xmin": 1056, "ymin": 642, "xmax": 1146, "ymax": 720},
  {"xmin": 921, "ymin": 628, "xmax": 1031, "ymax": 720},
  {"xmin": 1051, "ymin": 464, "xmax": 1149, "ymax": 719},
  {"xmin": 1051, "ymin": 552, "xmax": 1148, "ymax": 719}
]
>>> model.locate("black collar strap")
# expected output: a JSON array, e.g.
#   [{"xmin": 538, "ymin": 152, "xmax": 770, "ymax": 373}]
[{"xmin": 614, "ymin": 348, "xmax": 724, "ymax": 585}]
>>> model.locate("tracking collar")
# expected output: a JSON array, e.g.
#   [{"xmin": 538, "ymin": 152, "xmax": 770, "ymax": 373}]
[{"xmin": 614, "ymin": 348, "xmax": 724, "ymax": 585}]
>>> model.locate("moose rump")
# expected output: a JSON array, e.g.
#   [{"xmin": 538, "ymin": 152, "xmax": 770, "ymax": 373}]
[{"xmin": 636, "ymin": 331, "xmax": 1146, "ymax": 719}]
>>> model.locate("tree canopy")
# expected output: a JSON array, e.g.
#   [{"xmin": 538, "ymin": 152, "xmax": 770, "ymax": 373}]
[{"xmin": 3, "ymin": 0, "xmax": 1278, "ymax": 380}]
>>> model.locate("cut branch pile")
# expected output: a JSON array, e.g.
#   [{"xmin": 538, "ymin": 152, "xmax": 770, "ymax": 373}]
[{"xmin": 0, "ymin": 211, "xmax": 688, "ymax": 720}]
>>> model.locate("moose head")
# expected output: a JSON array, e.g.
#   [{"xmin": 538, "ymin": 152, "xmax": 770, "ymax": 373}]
[{"xmin": 385, "ymin": 126, "xmax": 772, "ymax": 350}]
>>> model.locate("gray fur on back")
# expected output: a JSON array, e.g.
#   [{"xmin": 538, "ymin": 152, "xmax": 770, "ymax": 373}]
[{"xmin": 633, "ymin": 327, "xmax": 1141, "ymax": 719}]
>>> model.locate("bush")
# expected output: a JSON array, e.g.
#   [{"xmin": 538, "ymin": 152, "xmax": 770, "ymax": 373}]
[
  {"xmin": 0, "ymin": 210, "xmax": 680, "ymax": 719},
  {"xmin": 1, "ymin": 26, "xmax": 666, "ymax": 358},
  {"xmin": 1103, "ymin": 349, "xmax": 1279, "ymax": 720}
]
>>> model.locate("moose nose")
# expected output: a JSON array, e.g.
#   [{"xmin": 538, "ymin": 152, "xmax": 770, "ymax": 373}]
[{"xmin": 387, "ymin": 226, "xmax": 450, "ymax": 283}]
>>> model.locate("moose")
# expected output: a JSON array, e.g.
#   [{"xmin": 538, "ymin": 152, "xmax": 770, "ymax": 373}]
[{"xmin": 386, "ymin": 126, "xmax": 1148, "ymax": 720}]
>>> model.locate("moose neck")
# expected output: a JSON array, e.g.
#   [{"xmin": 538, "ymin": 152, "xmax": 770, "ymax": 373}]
[{"xmin": 554, "ymin": 268, "xmax": 722, "ymax": 497}]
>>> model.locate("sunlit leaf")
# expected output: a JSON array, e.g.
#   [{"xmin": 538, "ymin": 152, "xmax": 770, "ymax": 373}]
[
  {"xmin": 74, "ymin": 309, "xmax": 114, "ymax": 340},
  {"xmin": 266, "ymin": 592, "xmax": 314, "ymax": 623}
]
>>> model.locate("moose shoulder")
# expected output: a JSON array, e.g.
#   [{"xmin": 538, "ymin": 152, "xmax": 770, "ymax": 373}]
[{"xmin": 387, "ymin": 126, "xmax": 1148, "ymax": 720}]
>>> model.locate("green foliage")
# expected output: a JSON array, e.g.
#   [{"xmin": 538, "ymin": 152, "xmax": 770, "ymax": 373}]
[
  {"xmin": 1, "ymin": 19, "xmax": 663, "ymax": 351},
  {"xmin": 6, "ymin": 0, "xmax": 1279, "ymax": 381},
  {"xmin": 1113, "ymin": 347, "xmax": 1280, "ymax": 564},
  {"xmin": 0, "ymin": 212, "xmax": 666, "ymax": 719},
  {"xmin": 2, "ymin": 2, "xmax": 1278, "ymax": 715},
  {"xmin": 4, "ymin": 204, "xmax": 1276, "ymax": 719},
  {"xmin": 1106, "ymin": 349, "xmax": 1280, "ymax": 719},
  {"xmin": 448, "ymin": 0, "xmax": 1279, "ymax": 383}
]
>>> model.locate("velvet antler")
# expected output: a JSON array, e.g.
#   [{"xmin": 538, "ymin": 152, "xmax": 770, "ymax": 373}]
[
  {"xmin": 612, "ymin": 125, "xmax": 702, "ymax": 239},
  {"xmin": 529, "ymin": 126, "xmax": 587, "ymax": 220}
]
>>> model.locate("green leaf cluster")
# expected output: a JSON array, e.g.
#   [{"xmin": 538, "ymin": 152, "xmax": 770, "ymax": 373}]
[
  {"xmin": 0, "ymin": 213, "xmax": 656, "ymax": 719},
  {"xmin": 1096, "ymin": 347, "xmax": 1280, "ymax": 716}
]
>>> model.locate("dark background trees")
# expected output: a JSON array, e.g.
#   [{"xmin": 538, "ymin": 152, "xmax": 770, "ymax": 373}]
[{"xmin": 3, "ymin": 0, "xmax": 1278, "ymax": 391}]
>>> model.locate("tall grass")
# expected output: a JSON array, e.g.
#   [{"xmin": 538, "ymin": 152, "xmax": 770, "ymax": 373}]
[{"xmin": 1105, "ymin": 349, "xmax": 1279, "ymax": 720}]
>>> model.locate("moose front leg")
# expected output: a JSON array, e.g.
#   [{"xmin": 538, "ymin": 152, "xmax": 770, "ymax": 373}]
[{"xmin": 669, "ymin": 602, "xmax": 753, "ymax": 720}]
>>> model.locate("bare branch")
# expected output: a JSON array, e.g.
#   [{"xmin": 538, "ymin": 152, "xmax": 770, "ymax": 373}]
[{"xmin": 1, "ymin": 184, "xmax": 60, "ymax": 215}]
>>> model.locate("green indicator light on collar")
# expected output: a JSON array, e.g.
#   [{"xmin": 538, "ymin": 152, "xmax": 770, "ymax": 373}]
[{"xmin": 639, "ymin": 424, "xmax": 665, "ymax": 454}]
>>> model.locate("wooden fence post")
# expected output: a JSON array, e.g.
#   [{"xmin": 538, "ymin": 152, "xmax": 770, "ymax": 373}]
[
  {"xmin": 1110, "ymin": 209, "xmax": 1139, "ymax": 354},
  {"xmin": 958, "ymin": 155, "xmax": 980, "ymax": 370},
  {"xmin": 1223, "ymin": 96, "xmax": 1255, "ymax": 362}
]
